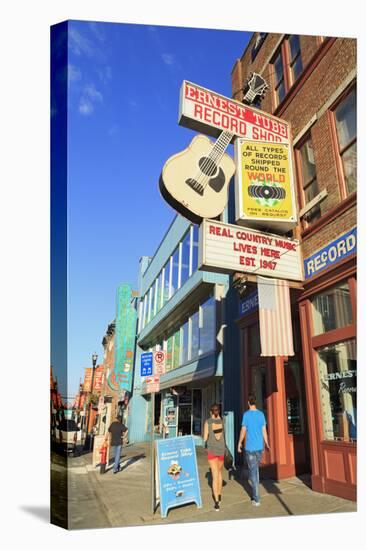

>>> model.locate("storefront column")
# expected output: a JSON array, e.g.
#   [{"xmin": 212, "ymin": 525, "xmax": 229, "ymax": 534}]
[
  {"xmin": 299, "ymin": 299, "xmax": 323, "ymax": 492},
  {"xmin": 267, "ymin": 357, "xmax": 296, "ymax": 478}
]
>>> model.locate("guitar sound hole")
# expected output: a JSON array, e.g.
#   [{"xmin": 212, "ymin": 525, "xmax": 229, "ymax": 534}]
[{"xmin": 199, "ymin": 157, "xmax": 218, "ymax": 177}]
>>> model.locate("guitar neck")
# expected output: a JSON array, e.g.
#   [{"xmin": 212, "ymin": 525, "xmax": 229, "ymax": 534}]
[{"xmin": 209, "ymin": 131, "xmax": 234, "ymax": 163}]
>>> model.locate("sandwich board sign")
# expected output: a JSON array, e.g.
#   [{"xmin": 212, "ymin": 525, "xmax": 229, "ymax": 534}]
[{"xmin": 156, "ymin": 435, "xmax": 202, "ymax": 518}]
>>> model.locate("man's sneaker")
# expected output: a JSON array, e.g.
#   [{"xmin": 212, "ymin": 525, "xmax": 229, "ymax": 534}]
[
  {"xmin": 252, "ymin": 500, "xmax": 261, "ymax": 507},
  {"xmin": 214, "ymin": 501, "xmax": 220, "ymax": 511}
]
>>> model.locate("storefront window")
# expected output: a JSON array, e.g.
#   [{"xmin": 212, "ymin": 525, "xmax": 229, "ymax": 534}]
[
  {"xmin": 171, "ymin": 246, "xmax": 180, "ymax": 297},
  {"xmin": 251, "ymin": 365, "xmax": 267, "ymax": 420},
  {"xmin": 192, "ymin": 389, "xmax": 202, "ymax": 435},
  {"xmin": 249, "ymin": 324, "xmax": 261, "ymax": 356},
  {"xmin": 148, "ymin": 287, "xmax": 153, "ymax": 323},
  {"xmin": 180, "ymin": 230, "xmax": 190, "ymax": 288},
  {"xmin": 284, "ymin": 360, "xmax": 305, "ymax": 435},
  {"xmin": 172, "ymin": 329, "xmax": 181, "ymax": 369},
  {"xmin": 191, "ymin": 224, "xmax": 199, "ymax": 274},
  {"xmin": 317, "ymin": 339, "xmax": 357, "ymax": 441},
  {"xmin": 312, "ymin": 282, "xmax": 353, "ymax": 335},
  {"xmin": 166, "ymin": 336, "xmax": 173, "ymax": 372},
  {"xmin": 142, "ymin": 294, "xmax": 148, "ymax": 330},
  {"xmin": 181, "ymin": 319, "xmax": 189, "ymax": 365},
  {"xmin": 163, "ymin": 259, "xmax": 171, "ymax": 304},
  {"xmin": 156, "ymin": 271, "xmax": 163, "ymax": 313},
  {"xmin": 200, "ymin": 295, "xmax": 216, "ymax": 355},
  {"xmin": 151, "ymin": 280, "xmax": 157, "ymax": 318},
  {"xmin": 191, "ymin": 310, "xmax": 200, "ymax": 360}
]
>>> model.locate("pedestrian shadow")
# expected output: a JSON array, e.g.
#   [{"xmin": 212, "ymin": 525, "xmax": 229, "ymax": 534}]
[
  {"xmin": 105, "ymin": 453, "xmax": 146, "ymax": 473},
  {"xmin": 204, "ymin": 470, "xmax": 228, "ymax": 501},
  {"xmin": 233, "ymin": 465, "xmax": 294, "ymax": 515},
  {"xmin": 121, "ymin": 453, "xmax": 146, "ymax": 472}
]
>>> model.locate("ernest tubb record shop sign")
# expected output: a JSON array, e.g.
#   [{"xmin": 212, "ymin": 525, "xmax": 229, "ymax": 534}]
[{"xmin": 179, "ymin": 80, "xmax": 290, "ymax": 144}]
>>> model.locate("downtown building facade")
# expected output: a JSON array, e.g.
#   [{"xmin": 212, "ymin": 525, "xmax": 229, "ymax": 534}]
[
  {"xmin": 231, "ymin": 33, "xmax": 357, "ymax": 500},
  {"xmin": 128, "ymin": 214, "xmax": 236, "ymax": 452}
]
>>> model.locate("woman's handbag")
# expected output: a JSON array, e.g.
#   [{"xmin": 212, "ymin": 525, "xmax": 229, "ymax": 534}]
[
  {"xmin": 224, "ymin": 445, "xmax": 234, "ymax": 471},
  {"xmin": 222, "ymin": 421, "xmax": 233, "ymax": 470}
]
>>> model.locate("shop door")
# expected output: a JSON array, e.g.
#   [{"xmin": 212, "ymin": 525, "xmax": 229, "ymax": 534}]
[
  {"xmin": 178, "ymin": 390, "xmax": 192, "ymax": 436},
  {"xmin": 249, "ymin": 362, "xmax": 271, "ymax": 466}
]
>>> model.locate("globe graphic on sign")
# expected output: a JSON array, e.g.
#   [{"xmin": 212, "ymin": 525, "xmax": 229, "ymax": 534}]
[{"xmin": 247, "ymin": 179, "xmax": 286, "ymax": 208}]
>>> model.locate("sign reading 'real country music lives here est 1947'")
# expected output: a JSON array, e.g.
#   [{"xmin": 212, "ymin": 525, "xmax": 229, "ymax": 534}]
[
  {"xmin": 156, "ymin": 435, "xmax": 202, "ymax": 518},
  {"xmin": 198, "ymin": 219, "xmax": 303, "ymax": 281},
  {"xmin": 234, "ymin": 139, "xmax": 297, "ymax": 233}
]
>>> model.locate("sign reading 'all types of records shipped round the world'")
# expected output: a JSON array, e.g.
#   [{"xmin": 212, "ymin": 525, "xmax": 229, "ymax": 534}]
[{"xmin": 235, "ymin": 139, "xmax": 298, "ymax": 234}]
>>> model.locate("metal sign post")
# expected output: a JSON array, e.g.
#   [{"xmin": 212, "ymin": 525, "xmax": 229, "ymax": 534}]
[
  {"xmin": 144, "ymin": 351, "xmax": 165, "ymax": 515},
  {"xmin": 151, "ymin": 390, "xmax": 155, "ymax": 515}
]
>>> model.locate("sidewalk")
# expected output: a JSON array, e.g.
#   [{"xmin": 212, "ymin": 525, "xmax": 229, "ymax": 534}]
[{"xmin": 63, "ymin": 442, "xmax": 356, "ymax": 529}]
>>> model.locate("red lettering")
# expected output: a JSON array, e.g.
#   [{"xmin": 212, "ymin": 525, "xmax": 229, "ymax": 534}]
[
  {"xmin": 194, "ymin": 103, "xmax": 203, "ymax": 119},
  {"xmin": 239, "ymin": 256, "xmax": 256, "ymax": 267}
]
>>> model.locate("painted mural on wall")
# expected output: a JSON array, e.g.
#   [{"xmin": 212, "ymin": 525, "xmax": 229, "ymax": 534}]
[{"xmin": 107, "ymin": 283, "xmax": 137, "ymax": 393}]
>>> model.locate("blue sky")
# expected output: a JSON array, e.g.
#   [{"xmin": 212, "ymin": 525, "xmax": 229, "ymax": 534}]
[{"xmin": 57, "ymin": 20, "xmax": 251, "ymax": 398}]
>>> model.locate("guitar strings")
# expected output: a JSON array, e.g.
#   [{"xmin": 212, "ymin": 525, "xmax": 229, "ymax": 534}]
[
  {"xmin": 200, "ymin": 131, "xmax": 233, "ymax": 189},
  {"xmin": 191, "ymin": 131, "xmax": 233, "ymax": 191},
  {"xmin": 202, "ymin": 131, "xmax": 233, "ymax": 188},
  {"xmin": 190, "ymin": 132, "xmax": 227, "ymax": 189}
]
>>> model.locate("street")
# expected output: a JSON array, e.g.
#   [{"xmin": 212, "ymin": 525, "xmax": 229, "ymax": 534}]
[{"xmin": 51, "ymin": 443, "xmax": 356, "ymax": 530}]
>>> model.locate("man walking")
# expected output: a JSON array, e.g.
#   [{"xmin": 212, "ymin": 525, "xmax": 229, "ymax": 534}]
[
  {"xmin": 237, "ymin": 394, "xmax": 270, "ymax": 506},
  {"xmin": 105, "ymin": 415, "xmax": 128, "ymax": 474}
]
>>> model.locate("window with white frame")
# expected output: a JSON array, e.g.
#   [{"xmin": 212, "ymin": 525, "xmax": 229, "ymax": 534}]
[
  {"xmin": 191, "ymin": 225, "xmax": 199, "ymax": 274},
  {"xmin": 171, "ymin": 246, "xmax": 180, "ymax": 297},
  {"xmin": 140, "ymin": 224, "xmax": 201, "ymax": 329},
  {"xmin": 200, "ymin": 295, "xmax": 216, "ymax": 355},
  {"xmin": 163, "ymin": 260, "xmax": 170, "ymax": 305},
  {"xmin": 148, "ymin": 286, "xmax": 153, "ymax": 323},
  {"xmin": 333, "ymin": 88, "xmax": 357, "ymax": 196},
  {"xmin": 297, "ymin": 137, "xmax": 321, "ymax": 225},
  {"xmin": 180, "ymin": 230, "xmax": 191, "ymax": 288},
  {"xmin": 157, "ymin": 293, "xmax": 216, "ymax": 371}
]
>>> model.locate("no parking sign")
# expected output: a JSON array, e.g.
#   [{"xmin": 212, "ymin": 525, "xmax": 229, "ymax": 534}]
[{"xmin": 154, "ymin": 350, "xmax": 166, "ymax": 375}]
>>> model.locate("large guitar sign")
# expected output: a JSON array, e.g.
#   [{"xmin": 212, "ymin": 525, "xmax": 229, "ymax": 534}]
[{"xmin": 159, "ymin": 131, "xmax": 235, "ymax": 224}]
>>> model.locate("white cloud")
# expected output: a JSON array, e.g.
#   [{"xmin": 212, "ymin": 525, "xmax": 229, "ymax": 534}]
[
  {"xmin": 88, "ymin": 22, "xmax": 105, "ymax": 43},
  {"xmin": 161, "ymin": 53, "xmax": 175, "ymax": 65},
  {"xmin": 69, "ymin": 27, "xmax": 95, "ymax": 57},
  {"xmin": 79, "ymin": 97, "xmax": 94, "ymax": 115},
  {"xmin": 97, "ymin": 65, "xmax": 112, "ymax": 84},
  {"xmin": 68, "ymin": 64, "xmax": 82, "ymax": 83},
  {"xmin": 78, "ymin": 83, "xmax": 103, "ymax": 116},
  {"xmin": 84, "ymin": 83, "xmax": 103, "ymax": 103}
]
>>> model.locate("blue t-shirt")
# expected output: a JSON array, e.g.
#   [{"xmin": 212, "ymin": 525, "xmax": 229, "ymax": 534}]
[{"xmin": 242, "ymin": 409, "xmax": 266, "ymax": 451}]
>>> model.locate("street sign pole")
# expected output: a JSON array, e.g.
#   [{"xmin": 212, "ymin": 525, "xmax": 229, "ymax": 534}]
[{"xmin": 151, "ymin": 390, "xmax": 155, "ymax": 515}]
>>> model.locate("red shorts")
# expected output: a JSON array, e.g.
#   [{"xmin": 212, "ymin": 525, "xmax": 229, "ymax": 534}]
[{"xmin": 207, "ymin": 451, "xmax": 224, "ymax": 461}]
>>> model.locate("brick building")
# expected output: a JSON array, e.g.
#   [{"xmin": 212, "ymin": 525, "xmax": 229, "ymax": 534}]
[{"xmin": 231, "ymin": 34, "xmax": 356, "ymax": 500}]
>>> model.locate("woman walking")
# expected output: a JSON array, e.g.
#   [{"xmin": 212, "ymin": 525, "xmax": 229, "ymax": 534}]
[{"xmin": 203, "ymin": 403, "xmax": 226, "ymax": 511}]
